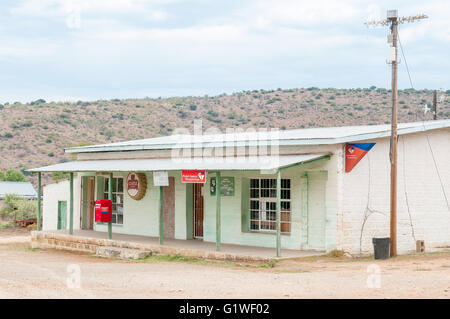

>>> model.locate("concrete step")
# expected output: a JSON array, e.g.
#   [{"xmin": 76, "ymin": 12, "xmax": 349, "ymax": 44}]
[{"xmin": 96, "ymin": 246, "xmax": 151, "ymax": 260}]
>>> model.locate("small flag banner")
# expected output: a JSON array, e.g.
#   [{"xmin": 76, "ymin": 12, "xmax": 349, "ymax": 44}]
[{"xmin": 345, "ymin": 143, "xmax": 376, "ymax": 173}]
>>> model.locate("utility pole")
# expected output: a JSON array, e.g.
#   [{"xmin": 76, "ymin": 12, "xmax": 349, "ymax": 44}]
[
  {"xmin": 365, "ymin": 10, "xmax": 427, "ymax": 257},
  {"xmin": 433, "ymin": 90, "xmax": 437, "ymax": 120}
]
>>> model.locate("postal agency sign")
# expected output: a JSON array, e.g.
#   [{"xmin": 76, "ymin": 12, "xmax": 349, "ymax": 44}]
[{"xmin": 126, "ymin": 172, "xmax": 147, "ymax": 200}]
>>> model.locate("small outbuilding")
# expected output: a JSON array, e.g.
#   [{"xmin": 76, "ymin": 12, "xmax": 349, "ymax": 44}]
[{"xmin": 0, "ymin": 181, "xmax": 37, "ymax": 207}]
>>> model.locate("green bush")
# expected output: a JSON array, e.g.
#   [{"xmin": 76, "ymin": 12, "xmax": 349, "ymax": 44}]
[
  {"xmin": 0, "ymin": 194, "xmax": 37, "ymax": 220},
  {"xmin": 51, "ymin": 171, "xmax": 69, "ymax": 182},
  {"xmin": 0, "ymin": 169, "xmax": 27, "ymax": 182}
]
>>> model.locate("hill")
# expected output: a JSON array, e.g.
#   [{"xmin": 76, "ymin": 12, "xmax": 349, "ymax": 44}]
[{"xmin": 0, "ymin": 87, "xmax": 449, "ymax": 185}]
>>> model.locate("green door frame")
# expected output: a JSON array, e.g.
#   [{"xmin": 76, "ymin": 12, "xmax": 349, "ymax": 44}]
[{"xmin": 57, "ymin": 200, "xmax": 67, "ymax": 230}]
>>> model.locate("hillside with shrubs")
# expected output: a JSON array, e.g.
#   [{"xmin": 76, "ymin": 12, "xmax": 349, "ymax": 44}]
[{"xmin": 0, "ymin": 87, "xmax": 449, "ymax": 186}]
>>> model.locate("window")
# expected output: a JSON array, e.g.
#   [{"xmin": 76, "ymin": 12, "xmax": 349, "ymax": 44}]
[
  {"xmin": 249, "ymin": 178, "xmax": 291, "ymax": 233},
  {"xmin": 104, "ymin": 177, "xmax": 124, "ymax": 225}
]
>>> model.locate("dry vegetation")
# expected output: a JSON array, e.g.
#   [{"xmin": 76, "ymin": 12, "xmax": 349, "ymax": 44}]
[{"xmin": 0, "ymin": 87, "xmax": 449, "ymax": 186}]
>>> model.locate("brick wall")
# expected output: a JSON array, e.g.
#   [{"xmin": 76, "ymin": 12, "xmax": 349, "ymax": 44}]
[{"xmin": 341, "ymin": 128, "xmax": 450, "ymax": 254}]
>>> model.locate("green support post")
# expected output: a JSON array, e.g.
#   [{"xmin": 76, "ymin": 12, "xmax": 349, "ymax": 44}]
[
  {"xmin": 37, "ymin": 172, "xmax": 41, "ymax": 231},
  {"xmin": 276, "ymin": 170, "xmax": 281, "ymax": 257},
  {"xmin": 216, "ymin": 171, "xmax": 221, "ymax": 251},
  {"xmin": 108, "ymin": 173, "xmax": 113, "ymax": 239},
  {"xmin": 69, "ymin": 172, "xmax": 74, "ymax": 235},
  {"xmin": 159, "ymin": 186, "xmax": 164, "ymax": 245}
]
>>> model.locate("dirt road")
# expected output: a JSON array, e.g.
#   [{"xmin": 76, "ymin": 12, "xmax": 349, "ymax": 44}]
[{"xmin": 0, "ymin": 230, "xmax": 449, "ymax": 298}]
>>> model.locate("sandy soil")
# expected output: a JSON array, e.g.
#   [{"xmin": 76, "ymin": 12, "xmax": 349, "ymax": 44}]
[{"xmin": 0, "ymin": 230, "xmax": 449, "ymax": 299}]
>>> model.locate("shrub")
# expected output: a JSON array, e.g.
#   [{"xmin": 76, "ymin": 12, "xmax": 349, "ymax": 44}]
[
  {"xmin": 177, "ymin": 110, "xmax": 188, "ymax": 119},
  {"xmin": 51, "ymin": 172, "xmax": 69, "ymax": 182},
  {"xmin": 0, "ymin": 194, "xmax": 37, "ymax": 220},
  {"xmin": 189, "ymin": 104, "xmax": 197, "ymax": 111},
  {"xmin": 0, "ymin": 169, "xmax": 27, "ymax": 182},
  {"xmin": 207, "ymin": 110, "xmax": 219, "ymax": 117},
  {"xmin": 4, "ymin": 132, "xmax": 13, "ymax": 138}
]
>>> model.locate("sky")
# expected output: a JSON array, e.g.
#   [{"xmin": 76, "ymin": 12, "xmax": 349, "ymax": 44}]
[{"xmin": 0, "ymin": 0, "xmax": 448, "ymax": 103}]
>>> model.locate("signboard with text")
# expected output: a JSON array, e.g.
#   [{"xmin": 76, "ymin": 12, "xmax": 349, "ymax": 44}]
[
  {"xmin": 153, "ymin": 171, "xmax": 169, "ymax": 186},
  {"xmin": 126, "ymin": 172, "xmax": 147, "ymax": 200},
  {"xmin": 210, "ymin": 177, "xmax": 235, "ymax": 196},
  {"xmin": 182, "ymin": 170, "xmax": 206, "ymax": 183}
]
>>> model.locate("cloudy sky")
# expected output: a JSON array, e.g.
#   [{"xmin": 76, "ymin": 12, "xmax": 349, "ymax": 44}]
[{"xmin": 0, "ymin": 0, "xmax": 448, "ymax": 103}]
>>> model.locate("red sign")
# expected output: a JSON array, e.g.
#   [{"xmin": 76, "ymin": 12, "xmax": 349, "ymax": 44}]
[
  {"xmin": 94, "ymin": 199, "xmax": 112, "ymax": 223},
  {"xmin": 345, "ymin": 143, "xmax": 375, "ymax": 173},
  {"xmin": 182, "ymin": 170, "xmax": 206, "ymax": 183}
]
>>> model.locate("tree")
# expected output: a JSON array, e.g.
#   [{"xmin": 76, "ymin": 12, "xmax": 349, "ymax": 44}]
[{"xmin": 0, "ymin": 169, "xmax": 28, "ymax": 182}]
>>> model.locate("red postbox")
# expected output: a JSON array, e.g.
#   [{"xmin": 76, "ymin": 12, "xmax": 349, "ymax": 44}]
[{"xmin": 95, "ymin": 199, "xmax": 112, "ymax": 223}]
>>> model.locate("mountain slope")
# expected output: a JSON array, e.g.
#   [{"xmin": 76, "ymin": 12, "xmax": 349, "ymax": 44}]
[{"xmin": 0, "ymin": 87, "xmax": 448, "ymax": 185}]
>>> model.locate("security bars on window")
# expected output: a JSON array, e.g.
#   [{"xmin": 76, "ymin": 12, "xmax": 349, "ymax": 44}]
[{"xmin": 249, "ymin": 178, "xmax": 291, "ymax": 233}]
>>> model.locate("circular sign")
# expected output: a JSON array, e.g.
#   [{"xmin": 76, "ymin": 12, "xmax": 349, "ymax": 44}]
[{"xmin": 126, "ymin": 173, "xmax": 147, "ymax": 200}]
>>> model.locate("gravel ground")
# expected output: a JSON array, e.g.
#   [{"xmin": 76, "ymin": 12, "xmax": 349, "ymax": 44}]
[{"xmin": 0, "ymin": 229, "xmax": 449, "ymax": 299}]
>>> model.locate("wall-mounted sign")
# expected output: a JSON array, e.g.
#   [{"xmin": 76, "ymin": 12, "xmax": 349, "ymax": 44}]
[
  {"xmin": 153, "ymin": 171, "xmax": 169, "ymax": 186},
  {"xmin": 182, "ymin": 170, "xmax": 206, "ymax": 183},
  {"xmin": 210, "ymin": 177, "xmax": 235, "ymax": 196},
  {"xmin": 126, "ymin": 172, "xmax": 147, "ymax": 200},
  {"xmin": 345, "ymin": 143, "xmax": 376, "ymax": 173}
]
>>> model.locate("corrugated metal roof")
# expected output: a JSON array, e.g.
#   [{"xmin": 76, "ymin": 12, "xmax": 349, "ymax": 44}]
[
  {"xmin": 65, "ymin": 119, "xmax": 450, "ymax": 153},
  {"xmin": 0, "ymin": 182, "xmax": 37, "ymax": 199},
  {"xmin": 28, "ymin": 154, "xmax": 330, "ymax": 173}
]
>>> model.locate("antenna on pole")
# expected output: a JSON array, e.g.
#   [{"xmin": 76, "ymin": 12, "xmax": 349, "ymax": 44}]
[{"xmin": 365, "ymin": 10, "xmax": 427, "ymax": 258}]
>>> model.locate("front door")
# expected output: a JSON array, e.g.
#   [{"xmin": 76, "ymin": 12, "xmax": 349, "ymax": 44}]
[
  {"xmin": 57, "ymin": 201, "xmax": 67, "ymax": 230},
  {"xmin": 193, "ymin": 183, "xmax": 204, "ymax": 238},
  {"xmin": 163, "ymin": 177, "xmax": 175, "ymax": 239},
  {"xmin": 88, "ymin": 178, "xmax": 95, "ymax": 229},
  {"xmin": 81, "ymin": 177, "xmax": 95, "ymax": 230}
]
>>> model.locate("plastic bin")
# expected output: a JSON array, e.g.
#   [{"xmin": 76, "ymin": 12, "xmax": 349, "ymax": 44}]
[{"xmin": 372, "ymin": 237, "xmax": 390, "ymax": 259}]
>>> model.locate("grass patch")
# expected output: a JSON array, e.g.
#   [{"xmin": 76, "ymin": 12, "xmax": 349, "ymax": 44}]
[
  {"xmin": 258, "ymin": 259, "xmax": 278, "ymax": 269},
  {"xmin": 415, "ymin": 268, "xmax": 432, "ymax": 271},
  {"xmin": 325, "ymin": 250, "xmax": 346, "ymax": 258},
  {"xmin": 0, "ymin": 222, "xmax": 14, "ymax": 230},
  {"xmin": 280, "ymin": 268, "xmax": 311, "ymax": 273},
  {"xmin": 137, "ymin": 254, "xmax": 236, "ymax": 268}
]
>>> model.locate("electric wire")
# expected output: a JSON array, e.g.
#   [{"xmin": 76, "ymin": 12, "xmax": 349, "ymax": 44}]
[{"xmin": 397, "ymin": 30, "xmax": 450, "ymax": 213}]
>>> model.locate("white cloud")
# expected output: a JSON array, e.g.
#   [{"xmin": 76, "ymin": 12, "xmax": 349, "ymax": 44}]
[
  {"xmin": 1, "ymin": 0, "xmax": 448, "ymax": 102},
  {"xmin": 11, "ymin": 0, "xmax": 170, "ymax": 20}
]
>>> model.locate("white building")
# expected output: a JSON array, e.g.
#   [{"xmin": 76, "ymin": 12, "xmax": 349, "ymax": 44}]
[{"xmin": 30, "ymin": 120, "xmax": 450, "ymax": 255}]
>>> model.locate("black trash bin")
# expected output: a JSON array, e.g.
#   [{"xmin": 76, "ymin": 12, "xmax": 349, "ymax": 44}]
[{"xmin": 372, "ymin": 237, "xmax": 390, "ymax": 259}]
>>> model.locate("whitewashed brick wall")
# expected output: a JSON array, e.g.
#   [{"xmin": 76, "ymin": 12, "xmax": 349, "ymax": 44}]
[
  {"xmin": 341, "ymin": 128, "xmax": 450, "ymax": 254},
  {"xmin": 42, "ymin": 176, "xmax": 81, "ymax": 231}
]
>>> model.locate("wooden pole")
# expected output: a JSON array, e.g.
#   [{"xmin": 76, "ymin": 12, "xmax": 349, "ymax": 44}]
[
  {"xmin": 69, "ymin": 172, "xmax": 74, "ymax": 235},
  {"xmin": 108, "ymin": 173, "xmax": 112, "ymax": 239},
  {"xmin": 159, "ymin": 186, "xmax": 164, "ymax": 245},
  {"xmin": 433, "ymin": 90, "xmax": 437, "ymax": 120},
  {"xmin": 365, "ymin": 10, "xmax": 427, "ymax": 258},
  {"xmin": 216, "ymin": 171, "xmax": 221, "ymax": 251},
  {"xmin": 37, "ymin": 172, "xmax": 41, "ymax": 231},
  {"xmin": 276, "ymin": 170, "xmax": 281, "ymax": 257},
  {"xmin": 389, "ymin": 18, "xmax": 398, "ymax": 257}
]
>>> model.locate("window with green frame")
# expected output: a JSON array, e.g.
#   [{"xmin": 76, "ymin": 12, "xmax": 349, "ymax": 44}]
[{"xmin": 104, "ymin": 177, "xmax": 124, "ymax": 225}]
